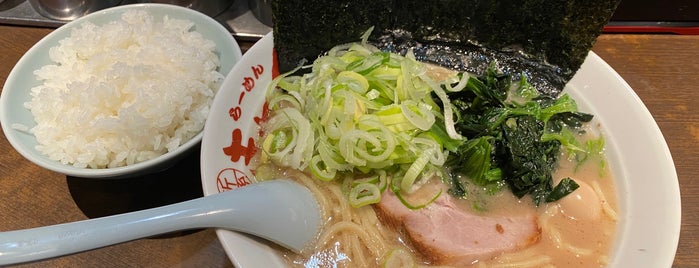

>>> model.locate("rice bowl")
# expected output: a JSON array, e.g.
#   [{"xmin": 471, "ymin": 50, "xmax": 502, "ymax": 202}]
[{"xmin": 0, "ymin": 4, "xmax": 242, "ymax": 178}]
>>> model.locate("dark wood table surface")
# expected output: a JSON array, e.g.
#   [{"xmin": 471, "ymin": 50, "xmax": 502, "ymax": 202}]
[{"xmin": 0, "ymin": 24, "xmax": 697, "ymax": 267}]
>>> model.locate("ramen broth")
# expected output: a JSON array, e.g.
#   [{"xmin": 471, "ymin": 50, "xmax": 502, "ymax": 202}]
[{"xmin": 253, "ymin": 131, "xmax": 618, "ymax": 268}]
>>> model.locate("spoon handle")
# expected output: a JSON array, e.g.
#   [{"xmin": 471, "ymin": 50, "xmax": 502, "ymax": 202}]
[{"xmin": 0, "ymin": 179, "xmax": 319, "ymax": 265}]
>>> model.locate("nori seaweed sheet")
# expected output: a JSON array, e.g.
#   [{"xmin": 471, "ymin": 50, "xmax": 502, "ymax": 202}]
[{"xmin": 271, "ymin": 0, "xmax": 620, "ymax": 95}]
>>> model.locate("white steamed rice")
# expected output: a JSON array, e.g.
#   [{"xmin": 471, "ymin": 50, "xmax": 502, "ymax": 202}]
[{"xmin": 24, "ymin": 10, "xmax": 224, "ymax": 169}]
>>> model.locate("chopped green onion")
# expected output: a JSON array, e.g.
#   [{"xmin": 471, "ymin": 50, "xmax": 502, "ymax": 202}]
[
  {"xmin": 444, "ymin": 72, "xmax": 471, "ymax": 92},
  {"xmin": 418, "ymin": 72, "xmax": 463, "ymax": 140},
  {"xmin": 337, "ymin": 70, "xmax": 370, "ymax": 94},
  {"xmin": 400, "ymin": 148, "xmax": 434, "ymax": 193},
  {"xmin": 349, "ymin": 182, "xmax": 382, "ymax": 207},
  {"xmin": 263, "ymin": 108, "xmax": 313, "ymax": 170},
  {"xmin": 310, "ymin": 154, "xmax": 337, "ymax": 181},
  {"xmin": 261, "ymin": 31, "xmax": 464, "ymax": 208},
  {"xmin": 390, "ymin": 176, "xmax": 442, "ymax": 210},
  {"xmin": 400, "ymin": 100, "xmax": 435, "ymax": 131}
]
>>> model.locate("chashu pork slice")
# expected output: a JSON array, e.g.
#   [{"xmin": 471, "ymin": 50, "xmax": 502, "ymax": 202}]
[{"xmin": 375, "ymin": 186, "xmax": 541, "ymax": 266}]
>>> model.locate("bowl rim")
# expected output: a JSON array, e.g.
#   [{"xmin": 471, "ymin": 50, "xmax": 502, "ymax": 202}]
[{"xmin": 0, "ymin": 3, "xmax": 241, "ymax": 178}]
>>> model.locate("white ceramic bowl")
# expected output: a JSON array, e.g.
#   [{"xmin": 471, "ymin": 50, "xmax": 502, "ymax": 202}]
[
  {"xmin": 200, "ymin": 33, "xmax": 681, "ymax": 267},
  {"xmin": 0, "ymin": 4, "xmax": 242, "ymax": 178}
]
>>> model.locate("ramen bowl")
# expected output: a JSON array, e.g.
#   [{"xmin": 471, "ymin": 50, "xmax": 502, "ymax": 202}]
[
  {"xmin": 0, "ymin": 4, "xmax": 242, "ymax": 179},
  {"xmin": 199, "ymin": 33, "xmax": 680, "ymax": 267}
]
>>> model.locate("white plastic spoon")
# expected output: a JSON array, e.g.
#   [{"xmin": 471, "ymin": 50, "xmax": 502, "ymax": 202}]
[{"xmin": 0, "ymin": 179, "xmax": 320, "ymax": 266}]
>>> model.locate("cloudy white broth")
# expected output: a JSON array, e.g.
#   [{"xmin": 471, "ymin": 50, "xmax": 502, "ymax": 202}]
[{"xmin": 253, "ymin": 34, "xmax": 618, "ymax": 267}]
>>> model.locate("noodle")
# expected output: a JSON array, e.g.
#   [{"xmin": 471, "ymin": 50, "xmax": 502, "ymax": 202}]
[
  {"xmin": 322, "ymin": 221, "xmax": 382, "ymax": 256},
  {"xmin": 357, "ymin": 207, "xmax": 390, "ymax": 253},
  {"xmin": 591, "ymin": 180, "xmax": 618, "ymax": 221},
  {"xmin": 328, "ymin": 184, "xmax": 352, "ymax": 221},
  {"xmin": 488, "ymin": 256, "xmax": 552, "ymax": 268},
  {"xmin": 349, "ymin": 235, "xmax": 369, "ymax": 267},
  {"xmin": 549, "ymin": 227, "xmax": 595, "ymax": 256},
  {"xmin": 487, "ymin": 247, "xmax": 552, "ymax": 268}
]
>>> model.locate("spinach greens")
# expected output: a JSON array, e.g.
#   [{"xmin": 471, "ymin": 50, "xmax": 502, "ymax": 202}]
[{"xmin": 439, "ymin": 65, "xmax": 595, "ymax": 206}]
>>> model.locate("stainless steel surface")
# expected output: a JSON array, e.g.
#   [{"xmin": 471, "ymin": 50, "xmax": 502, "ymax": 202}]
[
  {"xmin": 27, "ymin": 0, "xmax": 121, "ymax": 21},
  {"xmin": 0, "ymin": 0, "xmax": 270, "ymax": 40},
  {"xmin": 141, "ymin": 0, "xmax": 234, "ymax": 18},
  {"xmin": 219, "ymin": 0, "xmax": 271, "ymax": 40},
  {"xmin": 247, "ymin": 0, "xmax": 270, "ymax": 27}
]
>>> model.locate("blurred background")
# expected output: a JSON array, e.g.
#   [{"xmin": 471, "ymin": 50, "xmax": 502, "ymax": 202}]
[
  {"xmin": 1, "ymin": 0, "xmax": 699, "ymax": 38},
  {"xmin": 607, "ymin": 0, "xmax": 699, "ymax": 34}
]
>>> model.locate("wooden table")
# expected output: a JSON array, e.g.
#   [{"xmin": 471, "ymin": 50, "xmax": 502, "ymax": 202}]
[{"xmin": 0, "ymin": 25, "xmax": 696, "ymax": 267}]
